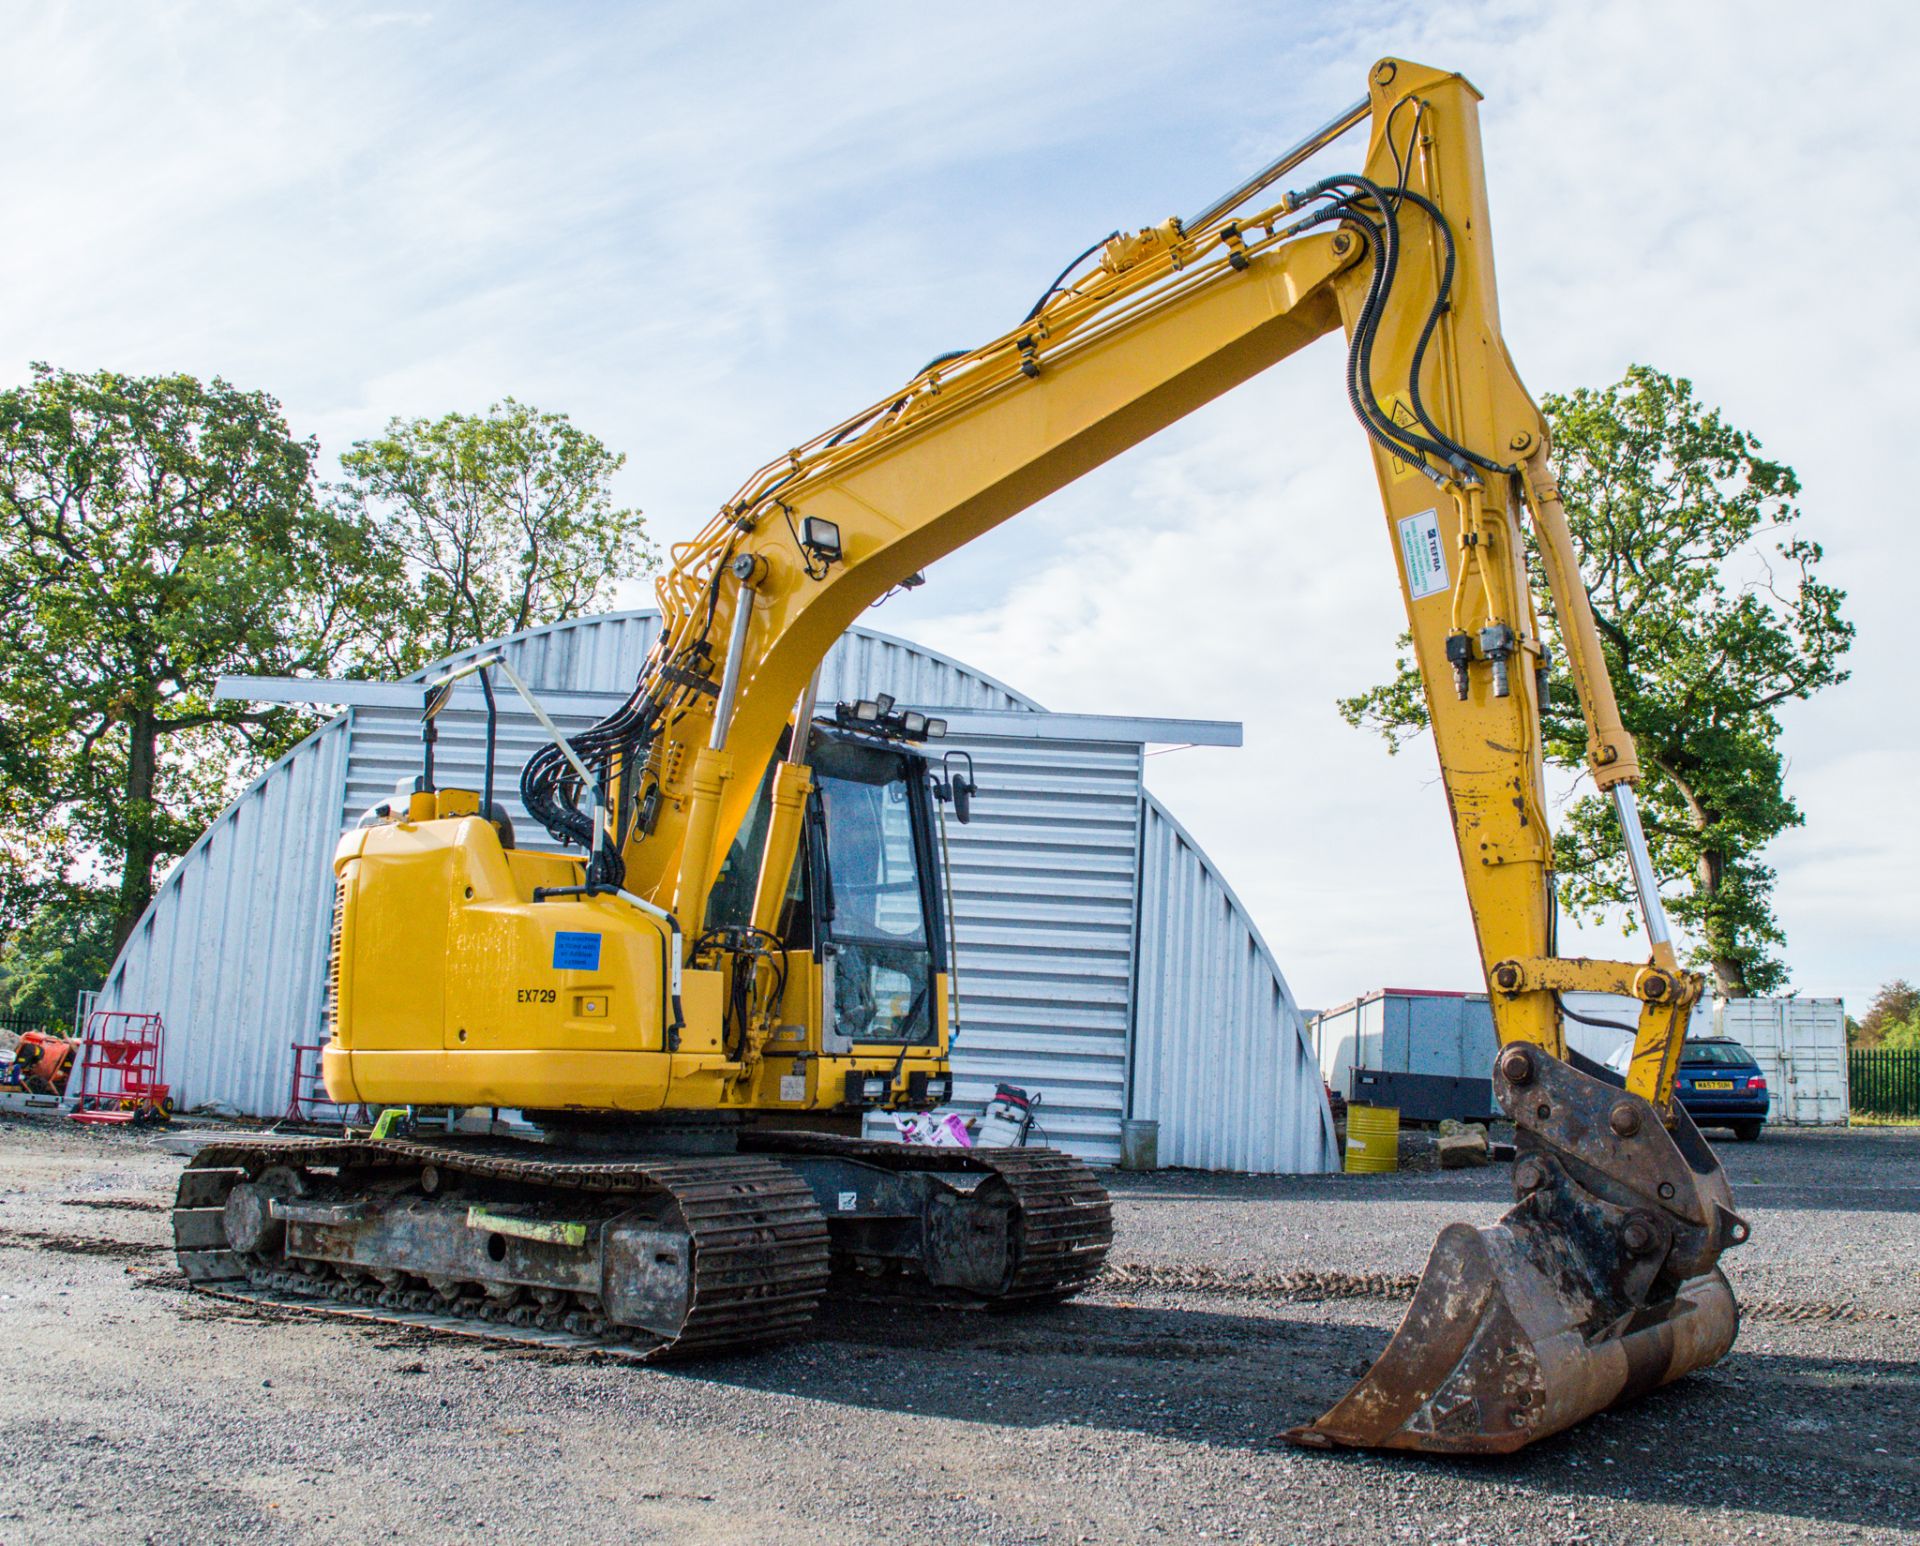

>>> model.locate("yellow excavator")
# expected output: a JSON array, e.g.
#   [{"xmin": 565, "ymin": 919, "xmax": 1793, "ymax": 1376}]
[{"xmin": 174, "ymin": 57, "xmax": 1745, "ymax": 1454}]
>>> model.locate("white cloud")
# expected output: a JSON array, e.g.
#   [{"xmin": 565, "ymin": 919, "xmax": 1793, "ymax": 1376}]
[
  {"xmin": 4, "ymin": 0, "xmax": 1913, "ymax": 1010},
  {"xmin": 892, "ymin": 0, "xmax": 1920, "ymax": 1010}
]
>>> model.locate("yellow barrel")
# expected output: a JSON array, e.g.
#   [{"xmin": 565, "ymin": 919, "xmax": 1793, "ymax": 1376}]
[{"xmin": 1344, "ymin": 1103, "xmax": 1400, "ymax": 1174}]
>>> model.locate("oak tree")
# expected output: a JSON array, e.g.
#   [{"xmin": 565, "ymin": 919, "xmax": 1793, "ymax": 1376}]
[
  {"xmin": 1339, "ymin": 366, "xmax": 1851, "ymax": 996},
  {"xmin": 0, "ymin": 365, "xmax": 390, "ymax": 962}
]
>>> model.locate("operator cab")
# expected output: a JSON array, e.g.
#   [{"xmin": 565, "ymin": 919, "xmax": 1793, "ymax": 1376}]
[{"xmin": 702, "ymin": 698, "xmax": 975, "ymax": 1051}]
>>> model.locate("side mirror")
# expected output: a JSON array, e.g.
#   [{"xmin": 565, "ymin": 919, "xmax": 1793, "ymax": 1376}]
[{"xmin": 941, "ymin": 750, "xmax": 978, "ymax": 825}]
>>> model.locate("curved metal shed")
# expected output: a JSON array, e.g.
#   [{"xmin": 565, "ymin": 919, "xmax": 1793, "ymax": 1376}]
[{"xmin": 95, "ymin": 612, "xmax": 1335, "ymax": 1172}]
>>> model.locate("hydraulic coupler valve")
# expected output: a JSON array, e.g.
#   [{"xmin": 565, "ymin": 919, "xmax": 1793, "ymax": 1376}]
[
  {"xmin": 1479, "ymin": 623, "xmax": 1516, "ymax": 698},
  {"xmin": 1445, "ymin": 632, "xmax": 1474, "ymax": 700}
]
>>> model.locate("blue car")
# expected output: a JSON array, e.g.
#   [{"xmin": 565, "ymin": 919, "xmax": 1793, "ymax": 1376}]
[{"xmin": 1609, "ymin": 1036, "xmax": 1769, "ymax": 1141}]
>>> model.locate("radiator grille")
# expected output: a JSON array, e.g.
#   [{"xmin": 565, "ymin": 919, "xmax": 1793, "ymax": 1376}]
[{"xmin": 325, "ymin": 878, "xmax": 346, "ymax": 1036}]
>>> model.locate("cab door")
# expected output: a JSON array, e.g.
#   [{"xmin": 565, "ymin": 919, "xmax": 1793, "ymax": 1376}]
[{"xmin": 808, "ymin": 735, "xmax": 946, "ymax": 1054}]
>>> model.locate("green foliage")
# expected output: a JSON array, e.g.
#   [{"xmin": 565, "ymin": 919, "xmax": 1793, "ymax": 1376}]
[
  {"xmin": 1882, "ymin": 1016, "xmax": 1920, "ymax": 1053},
  {"xmin": 1339, "ymin": 366, "xmax": 1852, "ymax": 995},
  {"xmin": 0, "ymin": 364, "xmax": 393, "ymax": 957},
  {"xmin": 0, "ymin": 375, "xmax": 654, "ymax": 1008},
  {"xmin": 0, "ymin": 889, "xmax": 117, "ymax": 1024},
  {"xmin": 338, "ymin": 400, "xmax": 656, "ymax": 674},
  {"xmin": 1854, "ymin": 979, "xmax": 1920, "ymax": 1048}
]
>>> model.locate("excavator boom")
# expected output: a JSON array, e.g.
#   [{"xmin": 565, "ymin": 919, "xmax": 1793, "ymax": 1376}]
[{"xmin": 284, "ymin": 57, "xmax": 1744, "ymax": 1453}]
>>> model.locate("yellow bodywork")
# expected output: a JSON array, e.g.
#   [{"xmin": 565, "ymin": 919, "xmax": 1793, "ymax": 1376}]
[
  {"xmin": 327, "ymin": 57, "xmax": 1698, "ymax": 1124},
  {"xmin": 324, "ymin": 794, "xmax": 945, "ymax": 1115}
]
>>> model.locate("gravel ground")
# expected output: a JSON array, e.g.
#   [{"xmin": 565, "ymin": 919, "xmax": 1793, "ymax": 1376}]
[{"xmin": 0, "ymin": 1114, "xmax": 1914, "ymax": 1545}]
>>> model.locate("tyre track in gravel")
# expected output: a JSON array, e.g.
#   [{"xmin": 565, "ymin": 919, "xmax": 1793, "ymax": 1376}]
[{"xmin": 1093, "ymin": 1261, "xmax": 1912, "ymax": 1324}]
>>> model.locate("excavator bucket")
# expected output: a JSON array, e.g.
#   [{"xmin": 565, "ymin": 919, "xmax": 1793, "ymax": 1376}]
[{"xmin": 1289, "ymin": 1045, "xmax": 1747, "ymax": 1454}]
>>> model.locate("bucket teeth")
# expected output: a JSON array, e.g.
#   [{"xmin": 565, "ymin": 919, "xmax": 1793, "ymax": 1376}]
[{"xmin": 1290, "ymin": 1045, "xmax": 1744, "ymax": 1454}]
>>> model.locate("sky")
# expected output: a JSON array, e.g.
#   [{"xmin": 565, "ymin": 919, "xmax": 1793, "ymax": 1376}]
[{"xmin": 5, "ymin": 0, "xmax": 1915, "ymax": 1014}]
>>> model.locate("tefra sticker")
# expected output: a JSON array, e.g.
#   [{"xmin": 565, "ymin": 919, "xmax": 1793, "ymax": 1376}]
[
  {"xmin": 552, "ymin": 931, "xmax": 602, "ymax": 971},
  {"xmin": 1397, "ymin": 507, "xmax": 1450, "ymax": 600}
]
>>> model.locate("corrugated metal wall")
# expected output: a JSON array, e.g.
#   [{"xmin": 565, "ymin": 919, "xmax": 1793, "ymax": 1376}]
[
  {"xmin": 342, "ymin": 702, "xmax": 604, "ymax": 847},
  {"xmin": 95, "ymin": 718, "xmax": 352, "ymax": 1116},
  {"xmin": 95, "ymin": 611, "xmax": 1331, "ymax": 1171},
  {"xmin": 426, "ymin": 611, "xmax": 663, "ymax": 694},
  {"xmin": 902, "ymin": 736, "xmax": 1145, "ymax": 1166},
  {"xmin": 1130, "ymin": 797, "xmax": 1339, "ymax": 1173}
]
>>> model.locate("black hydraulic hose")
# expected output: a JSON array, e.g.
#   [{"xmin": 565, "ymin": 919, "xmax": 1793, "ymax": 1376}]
[
  {"xmin": 1335, "ymin": 203, "xmax": 1434, "ymax": 469},
  {"xmin": 1293, "ymin": 189, "xmax": 1446, "ymax": 474},
  {"xmin": 916, "ymin": 348, "xmax": 972, "ymax": 376},
  {"xmin": 1304, "ymin": 175, "xmax": 1461, "ymax": 473},
  {"xmin": 1024, "ymin": 231, "xmax": 1121, "ymax": 321},
  {"xmin": 1292, "ymin": 176, "xmax": 1492, "ymax": 480},
  {"xmin": 1304, "ymin": 174, "xmax": 1518, "ymax": 482},
  {"xmin": 1276, "ymin": 199, "xmax": 1404, "ymax": 457},
  {"xmin": 1292, "ymin": 184, "xmax": 1427, "ymax": 466},
  {"xmin": 1388, "ymin": 184, "xmax": 1513, "ymax": 479},
  {"xmin": 824, "ymin": 353, "xmax": 974, "ymax": 452},
  {"xmin": 1556, "ymin": 993, "xmax": 1638, "ymax": 1038},
  {"xmin": 1380, "ymin": 182, "xmax": 1465, "ymax": 469}
]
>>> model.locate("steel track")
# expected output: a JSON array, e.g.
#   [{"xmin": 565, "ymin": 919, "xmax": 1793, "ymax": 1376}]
[
  {"xmin": 173, "ymin": 1137, "xmax": 830, "ymax": 1359},
  {"xmin": 172, "ymin": 1133, "xmax": 1112, "ymax": 1357},
  {"xmin": 740, "ymin": 1130, "xmax": 1115, "ymax": 1303}
]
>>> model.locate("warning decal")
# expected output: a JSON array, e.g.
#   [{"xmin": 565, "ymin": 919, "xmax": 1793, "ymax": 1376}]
[
  {"xmin": 552, "ymin": 931, "xmax": 603, "ymax": 971},
  {"xmin": 1397, "ymin": 508, "xmax": 1450, "ymax": 600},
  {"xmin": 1382, "ymin": 394, "xmax": 1423, "ymax": 482}
]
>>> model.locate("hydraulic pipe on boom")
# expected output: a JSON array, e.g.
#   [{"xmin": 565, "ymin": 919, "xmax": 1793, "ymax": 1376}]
[
  {"xmin": 592, "ymin": 57, "xmax": 1742, "ymax": 1453},
  {"xmin": 277, "ymin": 56, "xmax": 1744, "ymax": 1456}
]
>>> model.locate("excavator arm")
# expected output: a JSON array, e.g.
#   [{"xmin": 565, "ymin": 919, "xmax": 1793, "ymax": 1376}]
[
  {"xmin": 548, "ymin": 60, "xmax": 1698, "ymax": 1099},
  {"xmin": 507, "ymin": 56, "xmax": 1744, "ymax": 1450}
]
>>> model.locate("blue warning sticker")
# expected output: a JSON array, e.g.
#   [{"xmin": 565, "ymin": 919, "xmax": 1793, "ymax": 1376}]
[{"xmin": 552, "ymin": 931, "xmax": 602, "ymax": 972}]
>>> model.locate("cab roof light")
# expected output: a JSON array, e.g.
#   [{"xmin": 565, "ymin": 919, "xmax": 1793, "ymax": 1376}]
[{"xmin": 831, "ymin": 697, "xmax": 948, "ymax": 743}]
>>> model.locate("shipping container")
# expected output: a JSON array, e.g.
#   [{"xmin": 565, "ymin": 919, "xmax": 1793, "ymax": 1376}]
[{"xmin": 1717, "ymin": 998, "xmax": 1849, "ymax": 1126}]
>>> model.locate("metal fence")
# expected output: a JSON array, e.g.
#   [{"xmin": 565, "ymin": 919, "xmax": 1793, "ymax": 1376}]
[
  {"xmin": 1850, "ymin": 1049, "xmax": 1920, "ymax": 1118},
  {"xmin": 0, "ymin": 1014, "xmax": 61, "ymax": 1039}
]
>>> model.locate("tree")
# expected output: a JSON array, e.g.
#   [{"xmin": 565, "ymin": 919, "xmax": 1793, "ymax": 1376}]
[
  {"xmin": 0, "ymin": 890, "xmax": 117, "ymax": 1025},
  {"xmin": 338, "ymin": 399, "xmax": 656, "ymax": 674},
  {"xmin": 1881, "ymin": 1011, "xmax": 1920, "ymax": 1053},
  {"xmin": 0, "ymin": 365, "xmax": 392, "ymax": 955},
  {"xmin": 1339, "ymin": 367, "xmax": 1852, "ymax": 996},
  {"xmin": 1854, "ymin": 979, "xmax": 1920, "ymax": 1048}
]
